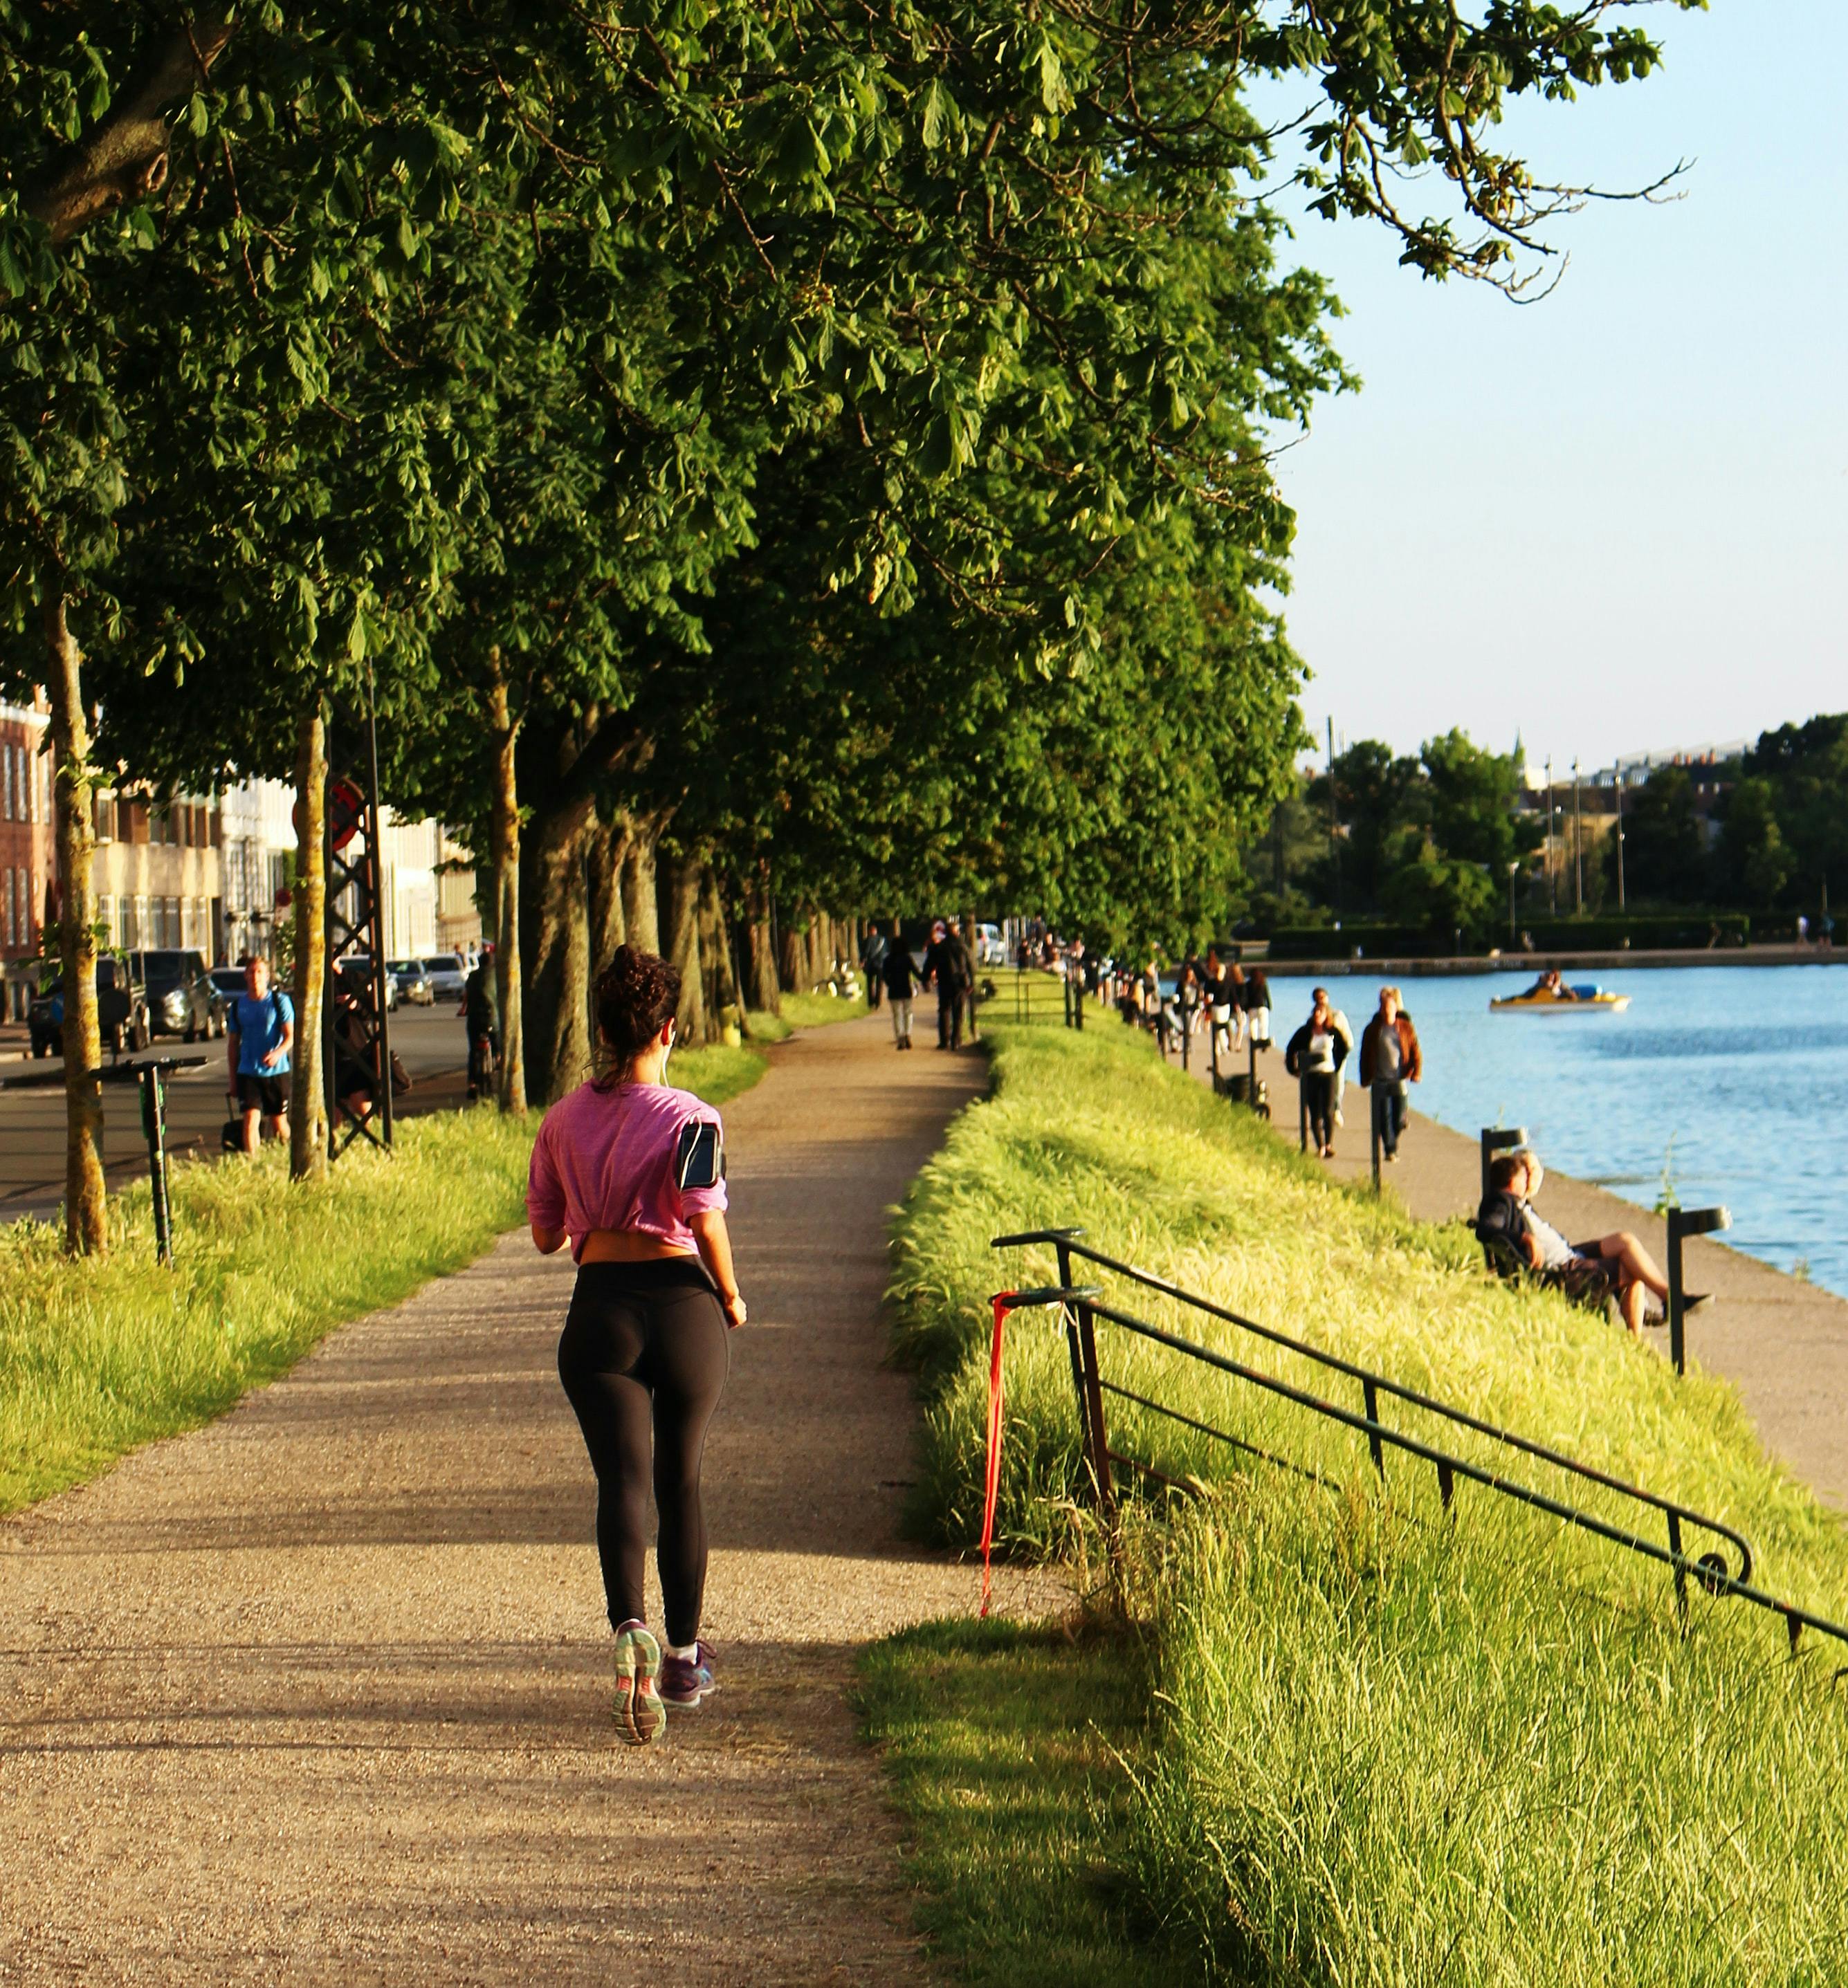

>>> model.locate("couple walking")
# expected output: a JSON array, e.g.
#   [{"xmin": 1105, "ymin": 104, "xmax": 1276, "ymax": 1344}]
[
  {"xmin": 1286, "ymin": 984, "xmax": 1423, "ymax": 1161},
  {"xmin": 875, "ymin": 918, "xmax": 975, "ymax": 1051}
]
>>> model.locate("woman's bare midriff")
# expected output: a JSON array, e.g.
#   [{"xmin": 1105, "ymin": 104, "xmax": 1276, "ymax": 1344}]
[{"xmin": 577, "ymin": 1228, "xmax": 701, "ymax": 1267}]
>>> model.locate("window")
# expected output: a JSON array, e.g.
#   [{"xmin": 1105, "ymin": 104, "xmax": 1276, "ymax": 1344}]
[
  {"xmin": 3, "ymin": 743, "xmax": 12, "ymax": 821},
  {"xmin": 4, "ymin": 869, "xmax": 14, "ymax": 948},
  {"xmin": 98, "ymin": 895, "xmax": 115, "ymax": 946}
]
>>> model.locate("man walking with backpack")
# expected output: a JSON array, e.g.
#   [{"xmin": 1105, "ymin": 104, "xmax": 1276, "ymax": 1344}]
[{"xmin": 227, "ymin": 955, "xmax": 294, "ymax": 1154}]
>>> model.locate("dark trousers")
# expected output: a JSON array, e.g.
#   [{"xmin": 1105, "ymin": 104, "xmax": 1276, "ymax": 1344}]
[
  {"xmin": 937, "ymin": 987, "xmax": 964, "ymax": 1049},
  {"xmin": 1373, "ymin": 1083, "xmax": 1407, "ymax": 1154},
  {"xmin": 557, "ymin": 1260, "xmax": 730, "ymax": 1646}
]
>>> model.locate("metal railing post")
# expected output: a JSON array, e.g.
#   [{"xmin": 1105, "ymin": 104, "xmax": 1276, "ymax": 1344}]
[
  {"xmin": 138, "ymin": 1062, "xmax": 172, "ymax": 1267},
  {"xmin": 1299, "ymin": 1070, "xmax": 1309, "ymax": 1152},
  {"xmin": 1180, "ymin": 1004, "xmax": 1190, "ymax": 1074},
  {"xmin": 1370, "ymin": 1085, "xmax": 1384, "ymax": 1191},
  {"xmin": 1667, "ymin": 1204, "xmax": 1730, "ymax": 1377},
  {"xmin": 1479, "ymin": 1125, "xmax": 1530, "ymax": 1205}
]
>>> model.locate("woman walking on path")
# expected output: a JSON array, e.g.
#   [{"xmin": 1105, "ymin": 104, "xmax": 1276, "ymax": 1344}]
[
  {"xmin": 527, "ymin": 946, "xmax": 747, "ymax": 1745},
  {"xmin": 1358, "ymin": 985, "xmax": 1422, "ymax": 1163},
  {"xmin": 881, "ymin": 919, "xmax": 920, "ymax": 1049},
  {"xmin": 1286, "ymin": 985, "xmax": 1348, "ymax": 1159},
  {"xmin": 1244, "ymin": 967, "xmax": 1273, "ymax": 1051}
]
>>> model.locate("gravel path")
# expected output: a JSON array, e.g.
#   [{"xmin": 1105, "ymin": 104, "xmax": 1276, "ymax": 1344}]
[{"xmin": 0, "ymin": 1015, "xmax": 1021, "ymax": 1984}]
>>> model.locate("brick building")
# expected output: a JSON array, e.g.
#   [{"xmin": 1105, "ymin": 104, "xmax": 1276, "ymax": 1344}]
[{"xmin": 1, "ymin": 696, "xmax": 53, "ymax": 1018}]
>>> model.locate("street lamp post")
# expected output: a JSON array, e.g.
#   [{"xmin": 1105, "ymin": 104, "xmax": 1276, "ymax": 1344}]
[
  {"xmin": 1615, "ymin": 761, "xmax": 1627, "ymax": 910},
  {"xmin": 1508, "ymin": 860, "xmax": 1519, "ymax": 941},
  {"xmin": 1545, "ymin": 754, "xmax": 1557, "ymax": 914}
]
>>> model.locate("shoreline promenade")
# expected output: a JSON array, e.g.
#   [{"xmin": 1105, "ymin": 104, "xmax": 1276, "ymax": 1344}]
[{"xmin": 1175, "ymin": 1042, "xmax": 1848, "ymax": 1511}]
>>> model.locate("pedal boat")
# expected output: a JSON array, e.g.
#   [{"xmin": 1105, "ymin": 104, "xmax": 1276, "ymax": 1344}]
[{"xmin": 1490, "ymin": 984, "xmax": 1629, "ymax": 1014}]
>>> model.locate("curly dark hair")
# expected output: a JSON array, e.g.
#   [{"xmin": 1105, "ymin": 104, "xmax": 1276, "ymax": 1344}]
[{"xmin": 593, "ymin": 945, "xmax": 681, "ymax": 1072}]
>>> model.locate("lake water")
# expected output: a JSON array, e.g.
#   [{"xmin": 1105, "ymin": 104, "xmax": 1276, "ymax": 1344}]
[{"xmin": 1255, "ymin": 966, "xmax": 1848, "ymax": 1299}]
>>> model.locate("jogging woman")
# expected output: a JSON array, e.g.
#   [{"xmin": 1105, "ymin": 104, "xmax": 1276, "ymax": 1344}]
[{"xmin": 527, "ymin": 945, "xmax": 746, "ymax": 1745}]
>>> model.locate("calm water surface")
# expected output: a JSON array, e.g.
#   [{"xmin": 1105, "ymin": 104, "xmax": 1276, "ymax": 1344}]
[{"xmin": 1258, "ymin": 966, "xmax": 1848, "ymax": 1298}]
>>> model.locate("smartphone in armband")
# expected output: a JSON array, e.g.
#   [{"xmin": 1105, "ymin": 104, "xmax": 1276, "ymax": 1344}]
[{"xmin": 675, "ymin": 1118, "xmax": 724, "ymax": 1192}]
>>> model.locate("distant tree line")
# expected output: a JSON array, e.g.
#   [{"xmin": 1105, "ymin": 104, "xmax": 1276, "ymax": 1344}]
[{"xmin": 1252, "ymin": 715, "xmax": 1848, "ymax": 942}]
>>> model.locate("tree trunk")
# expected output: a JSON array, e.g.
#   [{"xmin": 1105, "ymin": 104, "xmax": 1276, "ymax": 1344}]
[
  {"xmin": 23, "ymin": 11, "xmax": 237, "ymax": 243},
  {"xmin": 699, "ymin": 866, "xmax": 740, "ymax": 1036},
  {"xmin": 289, "ymin": 708, "xmax": 329, "ymax": 1182},
  {"xmin": 745, "ymin": 874, "xmax": 781, "ymax": 1017},
  {"xmin": 778, "ymin": 914, "xmax": 803, "ymax": 995},
  {"xmin": 619, "ymin": 813, "xmax": 661, "ymax": 956},
  {"xmin": 586, "ymin": 814, "xmax": 627, "ymax": 985},
  {"xmin": 807, "ymin": 912, "xmax": 830, "ymax": 991},
  {"xmin": 45, "ymin": 593, "xmax": 105, "ymax": 1255},
  {"xmin": 486, "ymin": 673, "xmax": 525, "ymax": 1113},
  {"xmin": 520, "ymin": 795, "xmax": 594, "ymax": 1107},
  {"xmin": 663, "ymin": 849, "xmax": 711, "ymax": 1044}
]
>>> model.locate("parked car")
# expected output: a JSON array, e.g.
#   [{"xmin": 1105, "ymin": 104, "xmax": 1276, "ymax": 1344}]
[
  {"xmin": 388, "ymin": 959, "xmax": 434, "ymax": 1005},
  {"xmin": 209, "ymin": 966, "xmax": 248, "ymax": 1004},
  {"xmin": 28, "ymin": 955, "xmax": 151, "ymax": 1058},
  {"xmin": 131, "ymin": 948, "xmax": 227, "ymax": 1042},
  {"xmin": 419, "ymin": 954, "xmax": 469, "ymax": 1001},
  {"xmin": 975, "ymin": 922, "xmax": 1007, "ymax": 966},
  {"xmin": 334, "ymin": 955, "xmax": 399, "ymax": 1010}
]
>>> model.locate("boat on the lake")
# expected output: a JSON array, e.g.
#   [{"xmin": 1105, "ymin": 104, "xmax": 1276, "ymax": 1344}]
[{"xmin": 1490, "ymin": 982, "xmax": 1630, "ymax": 1015}]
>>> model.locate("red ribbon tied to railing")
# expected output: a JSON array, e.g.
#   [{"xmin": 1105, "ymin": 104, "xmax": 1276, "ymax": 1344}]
[{"xmin": 979, "ymin": 1291, "xmax": 1020, "ymax": 1619}]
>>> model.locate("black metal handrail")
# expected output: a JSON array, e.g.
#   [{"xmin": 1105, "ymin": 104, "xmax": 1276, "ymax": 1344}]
[{"xmin": 993, "ymin": 1226, "xmax": 1848, "ymax": 1664}]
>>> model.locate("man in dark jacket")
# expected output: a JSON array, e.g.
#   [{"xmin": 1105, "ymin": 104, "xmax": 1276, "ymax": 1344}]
[
  {"xmin": 859, "ymin": 925, "xmax": 888, "ymax": 1010},
  {"xmin": 1357, "ymin": 985, "xmax": 1423, "ymax": 1161},
  {"xmin": 922, "ymin": 919, "xmax": 971, "ymax": 1050},
  {"xmin": 464, "ymin": 948, "xmax": 500, "ymax": 1101}
]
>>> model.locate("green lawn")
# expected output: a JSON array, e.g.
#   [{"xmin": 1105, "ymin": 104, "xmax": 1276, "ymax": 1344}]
[
  {"xmin": 0, "ymin": 993, "xmax": 864, "ymax": 1514},
  {"xmin": 878, "ymin": 1020, "xmax": 1848, "ymax": 1984},
  {"xmin": 857, "ymin": 1616, "xmax": 1193, "ymax": 1987}
]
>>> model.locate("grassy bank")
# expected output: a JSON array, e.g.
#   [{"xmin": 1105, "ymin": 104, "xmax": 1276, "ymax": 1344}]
[
  {"xmin": 0, "ymin": 993, "xmax": 863, "ymax": 1515},
  {"xmin": 879, "ymin": 1021, "xmax": 1848, "ymax": 1982}
]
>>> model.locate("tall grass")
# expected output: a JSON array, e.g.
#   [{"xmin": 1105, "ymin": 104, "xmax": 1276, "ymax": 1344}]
[
  {"xmin": 887, "ymin": 1020, "xmax": 1848, "ymax": 1982},
  {"xmin": 0, "ymin": 1112, "xmax": 534, "ymax": 1512}
]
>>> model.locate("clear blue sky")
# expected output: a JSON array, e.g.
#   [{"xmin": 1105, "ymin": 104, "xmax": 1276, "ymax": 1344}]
[{"xmin": 1255, "ymin": 2, "xmax": 1847, "ymax": 776}]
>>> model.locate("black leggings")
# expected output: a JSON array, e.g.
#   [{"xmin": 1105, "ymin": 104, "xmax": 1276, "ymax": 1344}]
[
  {"xmin": 1303, "ymin": 1070, "xmax": 1337, "ymax": 1149},
  {"xmin": 558, "ymin": 1260, "xmax": 730, "ymax": 1647}
]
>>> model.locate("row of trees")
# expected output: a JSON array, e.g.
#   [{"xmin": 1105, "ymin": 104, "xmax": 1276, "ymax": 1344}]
[
  {"xmin": 1256, "ymin": 730, "xmax": 1537, "ymax": 937},
  {"xmin": 1257, "ymin": 715, "xmax": 1847, "ymax": 939},
  {"xmin": 1618, "ymin": 717, "xmax": 1848, "ymax": 909},
  {"xmin": 1, "ymin": 3, "xmax": 1696, "ymax": 1251}
]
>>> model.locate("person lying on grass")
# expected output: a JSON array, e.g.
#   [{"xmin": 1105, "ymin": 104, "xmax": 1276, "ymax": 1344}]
[{"xmin": 1479, "ymin": 1150, "xmax": 1710, "ymax": 1336}]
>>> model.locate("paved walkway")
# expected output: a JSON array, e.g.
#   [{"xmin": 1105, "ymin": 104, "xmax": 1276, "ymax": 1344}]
[
  {"xmin": 1171, "ymin": 1033, "xmax": 1848, "ymax": 1510},
  {"xmin": 0, "ymin": 1016, "xmax": 1018, "ymax": 1984}
]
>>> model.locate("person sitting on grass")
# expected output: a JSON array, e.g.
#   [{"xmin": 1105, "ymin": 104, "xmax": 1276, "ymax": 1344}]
[{"xmin": 1478, "ymin": 1150, "xmax": 1711, "ymax": 1337}]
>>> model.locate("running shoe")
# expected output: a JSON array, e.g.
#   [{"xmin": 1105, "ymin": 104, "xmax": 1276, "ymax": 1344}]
[
  {"xmin": 612, "ymin": 1619, "xmax": 665, "ymax": 1745},
  {"xmin": 659, "ymin": 1640, "xmax": 717, "ymax": 1708}
]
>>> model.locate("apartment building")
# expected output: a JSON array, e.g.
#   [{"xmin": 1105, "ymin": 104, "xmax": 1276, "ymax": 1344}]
[
  {"xmin": 91, "ymin": 785, "xmax": 224, "ymax": 959},
  {"xmin": 1, "ymin": 696, "xmax": 53, "ymax": 1018},
  {"xmin": 221, "ymin": 776, "xmax": 296, "ymax": 964}
]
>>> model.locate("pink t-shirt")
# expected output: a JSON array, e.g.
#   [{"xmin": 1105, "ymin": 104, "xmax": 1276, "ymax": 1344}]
[{"xmin": 526, "ymin": 1080, "xmax": 727, "ymax": 1263}]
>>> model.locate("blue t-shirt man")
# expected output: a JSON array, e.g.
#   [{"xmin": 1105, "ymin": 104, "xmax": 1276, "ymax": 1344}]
[{"xmin": 231, "ymin": 987, "xmax": 294, "ymax": 1075}]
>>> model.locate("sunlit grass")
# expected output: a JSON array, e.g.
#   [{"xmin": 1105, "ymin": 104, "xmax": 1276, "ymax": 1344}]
[{"xmin": 882, "ymin": 1019, "xmax": 1848, "ymax": 1983}]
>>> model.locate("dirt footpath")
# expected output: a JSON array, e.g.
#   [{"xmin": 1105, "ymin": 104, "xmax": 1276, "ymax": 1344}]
[{"xmin": 0, "ymin": 1016, "xmax": 1016, "ymax": 1985}]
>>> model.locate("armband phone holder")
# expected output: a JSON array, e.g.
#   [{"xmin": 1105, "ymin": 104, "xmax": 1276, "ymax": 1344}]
[{"xmin": 675, "ymin": 1119, "xmax": 724, "ymax": 1191}]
